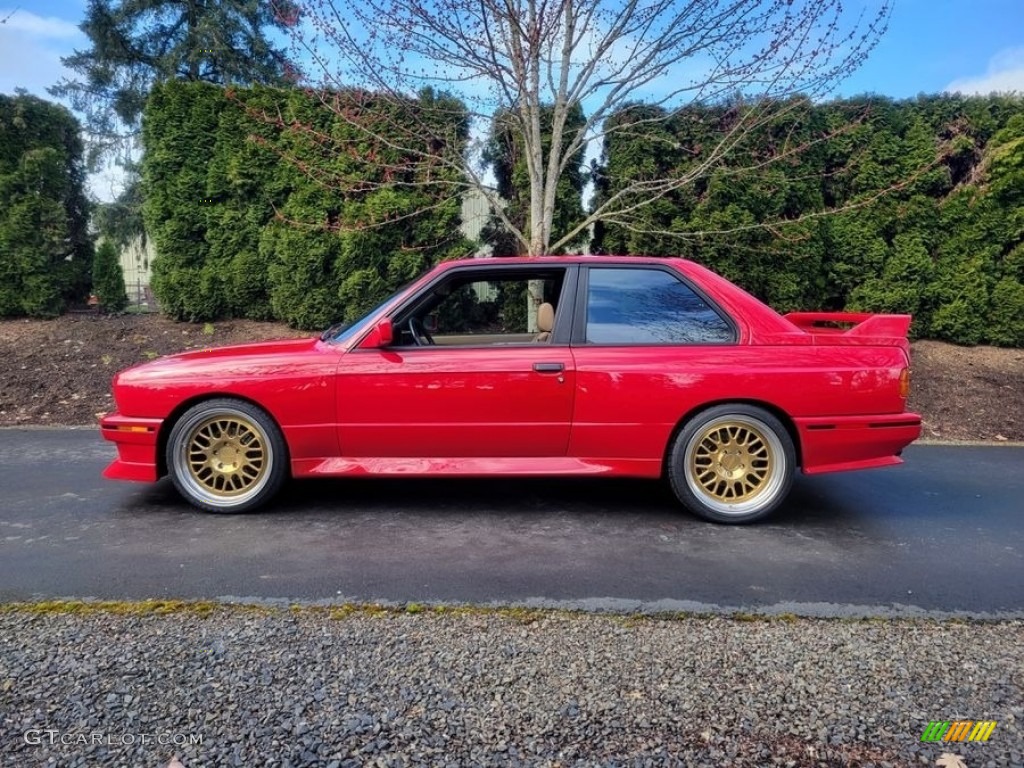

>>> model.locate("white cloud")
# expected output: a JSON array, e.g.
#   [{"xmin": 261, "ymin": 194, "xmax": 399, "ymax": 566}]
[
  {"xmin": 946, "ymin": 48, "xmax": 1024, "ymax": 95},
  {"xmin": 0, "ymin": 8, "xmax": 84, "ymax": 97},
  {"xmin": 1, "ymin": 8, "xmax": 81, "ymax": 38}
]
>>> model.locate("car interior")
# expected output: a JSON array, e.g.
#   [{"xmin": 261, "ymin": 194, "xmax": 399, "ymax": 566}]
[{"xmin": 391, "ymin": 269, "xmax": 565, "ymax": 347}]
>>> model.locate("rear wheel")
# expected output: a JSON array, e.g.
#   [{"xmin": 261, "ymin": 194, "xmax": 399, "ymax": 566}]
[
  {"xmin": 668, "ymin": 404, "xmax": 795, "ymax": 524},
  {"xmin": 166, "ymin": 399, "xmax": 287, "ymax": 513}
]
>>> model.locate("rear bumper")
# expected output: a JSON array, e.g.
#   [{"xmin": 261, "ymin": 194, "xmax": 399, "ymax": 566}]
[
  {"xmin": 100, "ymin": 413, "xmax": 163, "ymax": 482},
  {"xmin": 795, "ymin": 412, "xmax": 922, "ymax": 475}
]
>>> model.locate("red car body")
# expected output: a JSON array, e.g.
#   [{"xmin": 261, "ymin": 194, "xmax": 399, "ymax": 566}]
[{"xmin": 101, "ymin": 256, "xmax": 921, "ymax": 522}]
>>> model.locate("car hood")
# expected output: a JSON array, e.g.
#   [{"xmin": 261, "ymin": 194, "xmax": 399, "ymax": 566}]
[{"xmin": 116, "ymin": 337, "xmax": 330, "ymax": 382}]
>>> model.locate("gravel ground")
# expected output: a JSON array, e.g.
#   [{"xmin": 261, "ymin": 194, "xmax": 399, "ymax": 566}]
[{"xmin": 1, "ymin": 607, "xmax": 1021, "ymax": 768}]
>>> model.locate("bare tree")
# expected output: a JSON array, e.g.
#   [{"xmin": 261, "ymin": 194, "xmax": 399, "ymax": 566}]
[{"xmin": 293, "ymin": 0, "xmax": 891, "ymax": 255}]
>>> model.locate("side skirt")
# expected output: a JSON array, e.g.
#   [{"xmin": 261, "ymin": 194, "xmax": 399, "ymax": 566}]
[{"xmin": 291, "ymin": 456, "xmax": 663, "ymax": 478}]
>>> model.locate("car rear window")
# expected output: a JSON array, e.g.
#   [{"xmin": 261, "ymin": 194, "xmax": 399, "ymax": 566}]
[{"xmin": 585, "ymin": 267, "xmax": 735, "ymax": 344}]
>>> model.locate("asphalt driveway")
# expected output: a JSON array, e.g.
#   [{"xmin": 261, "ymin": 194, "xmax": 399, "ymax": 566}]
[{"xmin": 0, "ymin": 429, "xmax": 1021, "ymax": 617}]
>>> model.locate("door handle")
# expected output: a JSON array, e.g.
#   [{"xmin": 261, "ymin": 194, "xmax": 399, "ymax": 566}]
[{"xmin": 532, "ymin": 362, "xmax": 564, "ymax": 373}]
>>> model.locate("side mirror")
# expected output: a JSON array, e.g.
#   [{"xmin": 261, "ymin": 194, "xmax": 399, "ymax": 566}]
[{"xmin": 360, "ymin": 318, "xmax": 393, "ymax": 349}]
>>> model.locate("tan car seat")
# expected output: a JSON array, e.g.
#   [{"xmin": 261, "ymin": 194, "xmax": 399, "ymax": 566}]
[{"xmin": 534, "ymin": 302, "xmax": 554, "ymax": 342}]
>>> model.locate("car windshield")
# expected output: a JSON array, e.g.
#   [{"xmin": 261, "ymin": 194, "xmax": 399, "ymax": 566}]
[{"xmin": 319, "ymin": 283, "xmax": 412, "ymax": 344}]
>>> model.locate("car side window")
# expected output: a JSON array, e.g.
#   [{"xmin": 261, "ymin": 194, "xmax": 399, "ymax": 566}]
[
  {"xmin": 394, "ymin": 270, "xmax": 566, "ymax": 347},
  {"xmin": 585, "ymin": 267, "xmax": 734, "ymax": 344}
]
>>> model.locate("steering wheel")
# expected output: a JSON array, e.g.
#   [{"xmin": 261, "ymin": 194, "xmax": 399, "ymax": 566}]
[{"xmin": 407, "ymin": 317, "xmax": 435, "ymax": 346}]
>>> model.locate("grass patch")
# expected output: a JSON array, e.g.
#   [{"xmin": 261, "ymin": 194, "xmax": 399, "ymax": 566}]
[
  {"xmin": 0, "ymin": 599, "xmax": 222, "ymax": 617},
  {"xmin": 326, "ymin": 603, "xmax": 393, "ymax": 620}
]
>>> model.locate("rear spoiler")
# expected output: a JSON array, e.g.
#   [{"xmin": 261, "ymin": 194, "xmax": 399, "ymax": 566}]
[{"xmin": 784, "ymin": 312, "xmax": 912, "ymax": 338}]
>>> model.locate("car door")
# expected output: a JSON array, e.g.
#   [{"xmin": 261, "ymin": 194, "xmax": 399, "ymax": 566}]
[
  {"xmin": 568, "ymin": 264, "xmax": 739, "ymax": 462},
  {"xmin": 334, "ymin": 266, "xmax": 577, "ymax": 458}
]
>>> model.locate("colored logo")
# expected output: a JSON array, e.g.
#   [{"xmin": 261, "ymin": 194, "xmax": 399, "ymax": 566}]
[{"xmin": 921, "ymin": 721, "xmax": 997, "ymax": 742}]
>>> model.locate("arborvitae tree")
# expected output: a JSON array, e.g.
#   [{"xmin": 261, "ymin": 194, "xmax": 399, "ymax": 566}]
[
  {"xmin": 0, "ymin": 93, "xmax": 92, "ymax": 317},
  {"xmin": 989, "ymin": 276, "xmax": 1024, "ymax": 346},
  {"xmin": 92, "ymin": 239, "xmax": 129, "ymax": 312},
  {"xmin": 144, "ymin": 81, "xmax": 470, "ymax": 327},
  {"xmin": 849, "ymin": 233, "xmax": 935, "ymax": 337}
]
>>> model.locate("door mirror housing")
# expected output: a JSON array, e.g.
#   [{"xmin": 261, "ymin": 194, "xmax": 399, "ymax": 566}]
[{"xmin": 360, "ymin": 318, "xmax": 393, "ymax": 348}]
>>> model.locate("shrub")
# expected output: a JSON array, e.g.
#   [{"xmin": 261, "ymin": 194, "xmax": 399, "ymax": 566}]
[{"xmin": 92, "ymin": 240, "xmax": 129, "ymax": 312}]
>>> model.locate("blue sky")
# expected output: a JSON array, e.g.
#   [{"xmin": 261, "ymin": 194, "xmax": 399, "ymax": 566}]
[
  {"xmin": 2, "ymin": 0, "xmax": 1023, "ymax": 197},
  {"xmin": 839, "ymin": 0, "xmax": 1024, "ymax": 98},
  {"xmin": 3, "ymin": 0, "xmax": 1023, "ymax": 100}
]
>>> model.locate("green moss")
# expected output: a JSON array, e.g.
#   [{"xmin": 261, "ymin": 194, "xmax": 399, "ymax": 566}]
[{"xmin": 0, "ymin": 600, "xmax": 1003, "ymax": 627}]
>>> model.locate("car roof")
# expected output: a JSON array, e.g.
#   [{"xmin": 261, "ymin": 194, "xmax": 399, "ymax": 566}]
[{"xmin": 436, "ymin": 254, "xmax": 688, "ymax": 269}]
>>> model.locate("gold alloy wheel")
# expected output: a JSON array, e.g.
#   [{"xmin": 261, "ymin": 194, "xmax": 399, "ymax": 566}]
[
  {"xmin": 688, "ymin": 420, "xmax": 774, "ymax": 504},
  {"xmin": 184, "ymin": 415, "xmax": 268, "ymax": 497}
]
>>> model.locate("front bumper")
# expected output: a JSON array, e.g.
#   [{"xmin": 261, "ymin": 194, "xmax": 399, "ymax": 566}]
[
  {"xmin": 100, "ymin": 413, "xmax": 163, "ymax": 482},
  {"xmin": 796, "ymin": 412, "xmax": 922, "ymax": 475}
]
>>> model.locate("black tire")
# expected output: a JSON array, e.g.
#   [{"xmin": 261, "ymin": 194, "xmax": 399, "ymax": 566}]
[
  {"xmin": 166, "ymin": 398, "xmax": 288, "ymax": 513},
  {"xmin": 667, "ymin": 404, "xmax": 795, "ymax": 524}
]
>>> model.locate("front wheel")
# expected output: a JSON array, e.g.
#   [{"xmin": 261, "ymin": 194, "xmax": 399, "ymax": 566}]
[
  {"xmin": 166, "ymin": 398, "xmax": 288, "ymax": 513},
  {"xmin": 667, "ymin": 405, "xmax": 795, "ymax": 524}
]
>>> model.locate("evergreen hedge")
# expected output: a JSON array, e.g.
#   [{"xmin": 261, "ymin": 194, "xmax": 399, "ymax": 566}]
[
  {"xmin": 0, "ymin": 93, "xmax": 93, "ymax": 317},
  {"xmin": 143, "ymin": 82, "xmax": 470, "ymax": 328},
  {"xmin": 594, "ymin": 95, "xmax": 1024, "ymax": 346}
]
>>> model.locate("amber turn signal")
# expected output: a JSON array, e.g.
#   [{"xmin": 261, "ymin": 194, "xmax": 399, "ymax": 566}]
[{"xmin": 899, "ymin": 368, "xmax": 911, "ymax": 399}]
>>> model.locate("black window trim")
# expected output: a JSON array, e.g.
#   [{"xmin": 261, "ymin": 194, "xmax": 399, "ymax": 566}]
[
  {"xmin": 358, "ymin": 262, "xmax": 579, "ymax": 351},
  {"xmin": 572, "ymin": 263, "xmax": 738, "ymax": 347}
]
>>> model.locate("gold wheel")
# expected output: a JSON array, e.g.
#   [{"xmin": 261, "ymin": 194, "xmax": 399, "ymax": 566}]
[
  {"xmin": 688, "ymin": 420, "xmax": 775, "ymax": 504},
  {"xmin": 673, "ymin": 407, "xmax": 793, "ymax": 523},
  {"xmin": 183, "ymin": 415, "xmax": 268, "ymax": 497},
  {"xmin": 168, "ymin": 399, "xmax": 285, "ymax": 513}
]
